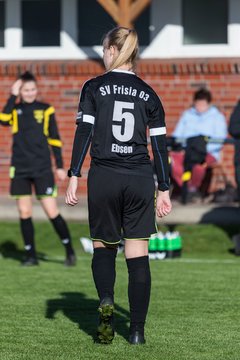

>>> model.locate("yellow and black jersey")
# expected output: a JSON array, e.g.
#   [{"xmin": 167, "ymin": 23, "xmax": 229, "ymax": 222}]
[{"xmin": 0, "ymin": 95, "xmax": 63, "ymax": 177}]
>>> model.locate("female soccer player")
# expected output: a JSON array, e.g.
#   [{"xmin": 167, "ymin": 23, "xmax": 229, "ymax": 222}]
[
  {"xmin": 65, "ymin": 27, "xmax": 172, "ymax": 344},
  {"xmin": 0, "ymin": 71, "xmax": 76, "ymax": 266}
]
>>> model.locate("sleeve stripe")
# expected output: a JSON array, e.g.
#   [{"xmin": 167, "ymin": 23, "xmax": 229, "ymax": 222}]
[
  {"xmin": 150, "ymin": 127, "xmax": 166, "ymax": 136},
  {"xmin": 0, "ymin": 113, "xmax": 12, "ymax": 121},
  {"xmin": 83, "ymin": 114, "xmax": 95, "ymax": 125},
  {"xmin": 48, "ymin": 138, "xmax": 62, "ymax": 147}
]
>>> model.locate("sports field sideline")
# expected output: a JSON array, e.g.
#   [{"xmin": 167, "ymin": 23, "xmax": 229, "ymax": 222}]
[
  {"xmin": 1, "ymin": 196, "xmax": 240, "ymax": 225},
  {"xmin": 1, "ymin": 221, "xmax": 240, "ymax": 360}
]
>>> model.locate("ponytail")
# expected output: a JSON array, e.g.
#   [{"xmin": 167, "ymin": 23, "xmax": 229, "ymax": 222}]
[{"xmin": 104, "ymin": 27, "xmax": 139, "ymax": 71}]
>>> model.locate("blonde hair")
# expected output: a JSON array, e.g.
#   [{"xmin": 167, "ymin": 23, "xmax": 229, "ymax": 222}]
[{"xmin": 103, "ymin": 27, "xmax": 139, "ymax": 71}]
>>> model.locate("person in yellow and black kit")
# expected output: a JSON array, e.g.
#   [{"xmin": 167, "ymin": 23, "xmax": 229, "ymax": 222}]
[{"xmin": 0, "ymin": 71, "xmax": 76, "ymax": 266}]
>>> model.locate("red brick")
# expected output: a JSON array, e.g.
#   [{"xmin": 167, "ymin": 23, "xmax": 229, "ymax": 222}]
[{"xmin": 1, "ymin": 59, "xmax": 240, "ymax": 194}]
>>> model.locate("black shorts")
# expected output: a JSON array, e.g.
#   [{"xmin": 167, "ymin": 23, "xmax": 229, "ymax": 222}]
[
  {"xmin": 87, "ymin": 166, "xmax": 157, "ymax": 245},
  {"xmin": 10, "ymin": 172, "xmax": 57, "ymax": 199}
]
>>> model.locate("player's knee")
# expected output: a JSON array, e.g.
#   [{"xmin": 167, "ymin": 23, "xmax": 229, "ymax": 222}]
[
  {"xmin": 19, "ymin": 207, "xmax": 32, "ymax": 219},
  {"xmin": 47, "ymin": 210, "xmax": 60, "ymax": 220}
]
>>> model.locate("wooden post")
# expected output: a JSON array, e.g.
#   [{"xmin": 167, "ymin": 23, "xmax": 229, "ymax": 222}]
[
  {"xmin": 97, "ymin": 0, "xmax": 151, "ymax": 28},
  {"xmin": 119, "ymin": 0, "xmax": 131, "ymax": 28}
]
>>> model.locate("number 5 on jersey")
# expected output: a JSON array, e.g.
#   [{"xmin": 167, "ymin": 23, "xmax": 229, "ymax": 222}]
[{"xmin": 112, "ymin": 101, "xmax": 135, "ymax": 142}]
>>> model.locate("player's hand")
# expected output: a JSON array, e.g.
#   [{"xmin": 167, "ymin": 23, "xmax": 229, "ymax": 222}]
[
  {"xmin": 11, "ymin": 79, "xmax": 23, "ymax": 97},
  {"xmin": 56, "ymin": 168, "xmax": 66, "ymax": 181},
  {"xmin": 156, "ymin": 190, "xmax": 172, "ymax": 218},
  {"xmin": 65, "ymin": 176, "xmax": 79, "ymax": 206}
]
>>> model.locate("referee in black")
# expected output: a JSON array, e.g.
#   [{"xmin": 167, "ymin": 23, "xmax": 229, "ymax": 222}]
[
  {"xmin": 66, "ymin": 27, "xmax": 172, "ymax": 344},
  {"xmin": 0, "ymin": 71, "xmax": 76, "ymax": 266}
]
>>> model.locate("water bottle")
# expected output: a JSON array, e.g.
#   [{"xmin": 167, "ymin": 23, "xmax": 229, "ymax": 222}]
[
  {"xmin": 174, "ymin": 231, "xmax": 182, "ymax": 257},
  {"xmin": 156, "ymin": 231, "xmax": 167, "ymax": 260},
  {"xmin": 166, "ymin": 231, "xmax": 182, "ymax": 258},
  {"xmin": 165, "ymin": 231, "xmax": 174, "ymax": 258},
  {"xmin": 148, "ymin": 233, "xmax": 158, "ymax": 259}
]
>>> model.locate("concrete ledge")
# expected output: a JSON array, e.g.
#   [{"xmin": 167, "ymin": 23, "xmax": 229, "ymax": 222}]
[
  {"xmin": 0, "ymin": 196, "xmax": 88, "ymax": 222},
  {"xmin": 0, "ymin": 196, "xmax": 240, "ymax": 225},
  {"xmin": 163, "ymin": 201, "xmax": 240, "ymax": 225}
]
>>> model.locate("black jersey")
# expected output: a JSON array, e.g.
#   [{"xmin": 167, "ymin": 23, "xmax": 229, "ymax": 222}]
[
  {"xmin": 0, "ymin": 95, "xmax": 63, "ymax": 177},
  {"xmin": 69, "ymin": 70, "xmax": 170, "ymax": 191}
]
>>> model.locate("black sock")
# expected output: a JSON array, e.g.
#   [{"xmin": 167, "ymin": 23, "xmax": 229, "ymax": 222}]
[
  {"xmin": 91, "ymin": 247, "xmax": 118, "ymax": 302},
  {"xmin": 50, "ymin": 214, "xmax": 74, "ymax": 256},
  {"xmin": 20, "ymin": 217, "xmax": 36, "ymax": 258},
  {"xmin": 126, "ymin": 256, "xmax": 151, "ymax": 334}
]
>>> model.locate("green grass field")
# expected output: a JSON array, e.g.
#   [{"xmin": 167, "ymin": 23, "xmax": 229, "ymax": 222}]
[{"xmin": 1, "ymin": 221, "xmax": 240, "ymax": 360}]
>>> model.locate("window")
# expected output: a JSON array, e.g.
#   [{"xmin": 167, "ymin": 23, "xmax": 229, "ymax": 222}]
[
  {"xmin": 134, "ymin": 4, "xmax": 150, "ymax": 46},
  {"xmin": 77, "ymin": 0, "xmax": 115, "ymax": 46},
  {"xmin": 22, "ymin": 0, "xmax": 60, "ymax": 46},
  {"xmin": 77, "ymin": 0, "xmax": 150, "ymax": 46},
  {"xmin": 183, "ymin": 0, "xmax": 228, "ymax": 44},
  {"xmin": 0, "ymin": 1, "xmax": 5, "ymax": 47}
]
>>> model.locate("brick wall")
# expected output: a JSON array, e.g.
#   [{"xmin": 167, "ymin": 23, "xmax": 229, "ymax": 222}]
[{"xmin": 0, "ymin": 59, "xmax": 239, "ymax": 197}]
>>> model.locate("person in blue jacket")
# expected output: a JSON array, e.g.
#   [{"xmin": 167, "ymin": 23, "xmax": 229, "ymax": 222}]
[{"xmin": 170, "ymin": 88, "xmax": 227, "ymax": 196}]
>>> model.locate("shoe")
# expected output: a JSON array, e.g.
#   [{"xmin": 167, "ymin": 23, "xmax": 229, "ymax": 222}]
[
  {"xmin": 129, "ymin": 327, "xmax": 145, "ymax": 345},
  {"xmin": 21, "ymin": 257, "xmax": 39, "ymax": 266},
  {"xmin": 97, "ymin": 297, "xmax": 114, "ymax": 344},
  {"xmin": 64, "ymin": 253, "xmax": 76, "ymax": 267}
]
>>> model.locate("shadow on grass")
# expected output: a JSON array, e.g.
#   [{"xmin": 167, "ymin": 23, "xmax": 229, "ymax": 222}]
[
  {"xmin": 45, "ymin": 292, "xmax": 130, "ymax": 342},
  {"xmin": 0, "ymin": 240, "xmax": 63, "ymax": 264}
]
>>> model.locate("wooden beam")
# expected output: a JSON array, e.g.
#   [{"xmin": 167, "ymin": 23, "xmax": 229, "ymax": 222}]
[
  {"xmin": 130, "ymin": 0, "xmax": 151, "ymax": 22},
  {"xmin": 119, "ymin": 0, "xmax": 132, "ymax": 28},
  {"xmin": 97, "ymin": 0, "xmax": 151, "ymax": 28},
  {"xmin": 97, "ymin": 0, "xmax": 120, "ymax": 24}
]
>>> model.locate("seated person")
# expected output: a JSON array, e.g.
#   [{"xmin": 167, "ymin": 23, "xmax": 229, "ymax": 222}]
[{"xmin": 170, "ymin": 88, "xmax": 227, "ymax": 197}]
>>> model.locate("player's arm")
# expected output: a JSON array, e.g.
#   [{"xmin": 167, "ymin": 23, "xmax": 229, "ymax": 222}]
[
  {"xmin": 68, "ymin": 121, "xmax": 93, "ymax": 178},
  {"xmin": 47, "ymin": 108, "xmax": 64, "ymax": 169},
  {"xmin": 148, "ymin": 96, "xmax": 172, "ymax": 217},
  {"xmin": 66, "ymin": 119, "xmax": 94, "ymax": 206},
  {"xmin": 68, "ymin": 80, "xmax": 95, "ymax": 178},
  {"xmin": 151, "ymin": 133, "xmax": 172, "ymax": 217},
  {"xmin": 66, "ymin": 81, "xmax": 95, "ymax": 206},
  {"xmin": 148, "ymin": 97, "xmax": 170, "ymax": 191},
  {"xmin": 151, "ymin": 132, "xmax": 170, "ymax": 192},
  {"xmin": 0, "ymin": 79, "xmax": 22, "ymax": 126},
  {"xmin": 0, "ymin": 96, "xmax": 16, "ymax": 126}
]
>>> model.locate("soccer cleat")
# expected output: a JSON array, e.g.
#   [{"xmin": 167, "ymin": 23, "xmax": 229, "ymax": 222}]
[
  {"xmin": 97, "ymin": 297, "xmax": 114, "ymax": 344},
  {"xmin": 21, "ymin": 257, "xmax": 39, "ymax": 266},
  {"xmin": 64, "ymin": 253, "xmax": 77, "ymax": 267},
  {"xmin": 129, "ymin": 329, "xmax": 146, "ymax": 345}
]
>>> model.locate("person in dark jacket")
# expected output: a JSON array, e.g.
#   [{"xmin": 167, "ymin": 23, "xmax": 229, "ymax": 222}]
[
  {"xmin": 229, "ymin": 100, "xmax": 240, "ymax": 200},
  {"xmin": 0, "ymin": 71, "xmax": 76, "ymax": 266}
]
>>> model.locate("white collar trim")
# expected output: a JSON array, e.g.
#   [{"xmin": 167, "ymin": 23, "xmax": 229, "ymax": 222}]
[{"xmin": 111, "ymin": 69, "xmax": 135, "ymax": 75}]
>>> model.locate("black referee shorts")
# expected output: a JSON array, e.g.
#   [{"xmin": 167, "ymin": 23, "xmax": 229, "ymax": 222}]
[
  {"xmin": 87, "ymin": 166, "xmax": 157, "ymax": 245},
  {"xmin": 10, "ymin": 171, "xmax": 57, "ymax": 199}
]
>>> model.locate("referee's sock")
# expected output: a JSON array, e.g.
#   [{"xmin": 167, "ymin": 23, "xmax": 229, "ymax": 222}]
[
  {"xmin": 20, "ymin": 217, "xmax": 36, "ymax": 258},
  {"xmin": 50, "ymin": 214, "xmax": 74, "ymax": 256},
  {"xmin": 91, "ymin": 247, "xmax": 118, "ymax": 302},
  {"xmin": 126, "ymin": 256, "xmax": 151, "ymax": 334}
]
